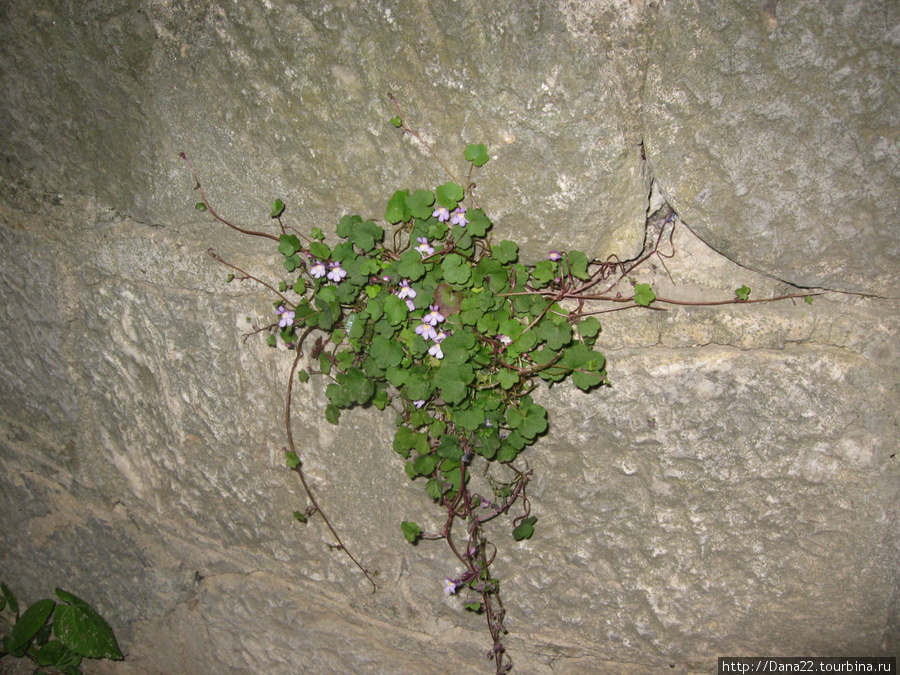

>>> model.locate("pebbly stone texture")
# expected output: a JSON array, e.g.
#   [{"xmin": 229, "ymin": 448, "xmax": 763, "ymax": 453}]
[
  {"xmin": 0, "ymin": 1, "xmax": 898, "ymax": 674},
  {"xmin": 643, "ymin": 0, "xmax": 900, "ymax": 295}
]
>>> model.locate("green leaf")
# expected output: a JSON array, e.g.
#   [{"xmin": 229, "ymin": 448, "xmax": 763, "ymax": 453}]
[
  {"xmin": 270, "ymin": 198, "xmax": 285, "ymax": 218},
  {"xmin": 512, "ymin": 516, "xmax": 537, "ymax": 541},
  {"xmin": 464, "ymin": 208, "xmax": 491, "ymax": 237},
  {"xmin": 505, "ymin": 398, "xmax": 547, "ymax": 440},
  {"xmin": 567, "ymin": 250, "xmax": 591, "ymax": 280},
  {"xmin": 401, "ymin": 521, "xmax": 421, "ymax": 543},
  {"xmin": 464, "ymin": 602, "xmax": 483, "ymax": 612},
  {"xmin": 577, "ymin": 316, "xmax": 601, "ymax": 338},
  {"xmin": 53, "ymin": 591, "xmax": 122, "ymax": 660},
  {"xmin": 385, "ymin": 190, "xmax": 411, "ymax": 224},
  {"xmin": 407, "ymin": 190, "xmax": 435, "ymax": 220},
  {"xmin": 309, "ymin": 242, "xmax": 331, "ymax": 260},
  {"xmin": 325, "ymin": 404, "xmax": 340, "ymax": 424},
  {"xmin": 36, "ymin": 640, "xmax": 82, "ymax": 670},
  {"xmin": 8, "ymin": 598, "xmax": 55, "ymax": 651},
  {"xmin": 277, "ymin": 234, "xmax": 302, "ymax": 257},
  {"xmin": 735, "ymin": 285, "xmax": 751, "ymax": 301},
  {"xmin": 195, "ymin": 202, "xmax": 207, "ymax": 212},
  {"xmin": 390, "ymin": 115, "xmax": 403, "ymax": 128},
  {"xmin": 383, "ymin": 293, "xmax": 409, "ymax": 326},
  {"xmin": 804, "ymin": 295, "xmax": 814, "ymax": 305},
  {"xmin": 491, "ymin": 240, "xmax": 518, "ymax": 264},
  {"xmin": 413, "ymin": 452, "xmax": 439, "ymax": 476},
  {"xmin": 426, "ymin": 478, "xmax": 443, "ymax": 500},
  {"xmin": 572, "ymin": 369, "xmax": 605, "ymax": 390},
  {"xmin": 292, "ymin": 278, "xmax": 306, "ymax": 296},
  {"xmin": 1, "ymin": 583, "xmax": 17, "ymax": 614},
  {"xmin": 284, "ymin": 451, "xmax": 300, "ymax": 469},
  {"xmin": 371, "ymin": 335, "xmax": 404, "ymax": 368},
  {"xmin": 436, "ymin": 435, "xmax": 463, "ymax": 461},
  {"xmin": 633, "ymin": 283, "xmax": 656, "ymax": 307},
  {"xmin": 441, "ymin": 254, "xmax": 471, "ymax": 286},
  {"xmin": 337, "ymin": 367, "xmax": 375, "ymax": 405},
  {"xmin": 464, "ymin": 143, "xmax": 489, "ymax": 167},
  {"xmin": 397, "ymin": 250, "xmax": 427, "ymax": 280},
  {"xmin": 292, "ymin": 511, "xmax": 308, "ymax": 523},
  {"xmin": 497, "ymin": 369, "xmax": 519, "ymax": 390},
  {"xmin": 435, "ymin": 182, "xmax": 464, "ymax": 210}
]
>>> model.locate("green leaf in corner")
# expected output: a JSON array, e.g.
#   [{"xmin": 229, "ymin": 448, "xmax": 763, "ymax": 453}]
[
  {"xmin": 53, "ymin": 590, "xmax": 122, "ymax": 660},
  {"xmin": 735, "ymin": 285, "xmax": 751, "ymax": 301}
]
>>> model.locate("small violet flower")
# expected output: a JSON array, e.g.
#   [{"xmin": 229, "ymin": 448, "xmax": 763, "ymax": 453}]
[
  {"xmin": 413, "ymin": 400, "xmax": 426, "ymax": 409},
  {"xmin": 326, "ymin": 262, "xmax": 347, "ymax": 283},
  {"xmin": 450, "ymin": 206, "xmax": 468, "ymax": 227},
  {"xmin": 423, "ymin": 305, "xmax": 445, "ymax": 326},
  {"xmin": 309, "ymin": 260, "xmax": 327, "ymax": 279},
  {"xmin": 548, "ymin": 250, "xmax": 562, "ymax": 261},
  {"xmin": 404, "ymin": 299, "xmax": 416, "ymax": 311},
  {"xmin": 498, "ymin": 334, "xmax": 512, "ymax": 346},
  {"xmin": 428, "ymin": 330, "xmax": 448, "ymax": 359},
  {"xmin": 442, "ymin": 577, "xmax": 458, "ymax": 596},
  {"xmin": 415, "ymin": 237, "xmax": 434, "ymax": 258},
  {"xmin": 480, "ymin": 496, "xmax": 491, "ymax": 509},
  {"xmin": 276, "ymin": 305, "xmax": 295, "ymax": 328},
  {"xmin": 397, "ymin": 280, "xmax": 416, "ymax": 300},
  {"xmin": 432, "ymin": 206, "xmax": 450, "ymax": 222},
  {"xmin": 415, "ymin": 322, "xmax": 438, "ymax": 341}
]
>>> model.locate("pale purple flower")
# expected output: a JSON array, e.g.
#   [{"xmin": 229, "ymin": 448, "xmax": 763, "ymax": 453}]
[
  {"xmin": 548, "ymin": 251, "xmax": 562, "ymax": 261},
  {"xmin": 480, "ymin": 496, "xmax": 491, "ymax": 508},
  {"xmin": 309, "ymin": 260, "xmax": 327, "ymax": 279},
  {"xmin": 326, "ymin": 262, "xmax": 346, "ymax": 283},
  {"xmin": 415, "ymin": 322, "xmax": 438, "ymax": 341},
  {"xmin": 423, "ymin": 305, "xmax": 445, "ymax": 326},
  {"xmin": 450, "ymin": 207, "xmax": 468, "ymax": 227},
  {"xmin": 432, "ymin": 206, "xmax": 450, "ymax": 222},
  {"xmin": 415, "ymin": 237, "xmax": 434, "ymax": 258},
  {"xmin": 277, "ymin": 305, "xmax": 295, "ymax": 328},
  {"xmin": 413, "ymin": 400, "xmax": 426, "ymax": 409},
  {"xmin": 404, "ymin": 299, "xmax": 416, "ymax": 311},
  {"xmin": 498, "ymin": 334, "xmax": 512, "ymax": 346},
  {"xmin": 442, "ymin": 577, "xmax": 458, "ymax": 596},
  {"xmin": 397, "ymin": 280, "xmax": 416, "ymax": 300},
  {"xmin": 428, "ymin": 330, "xmax": 448, "ymax": 359}
]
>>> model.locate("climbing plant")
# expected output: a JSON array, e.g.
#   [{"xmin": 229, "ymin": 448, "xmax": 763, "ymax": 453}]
[{"xmin": 182, "ymin": 98, "xmax": 817, "ymax": 674}]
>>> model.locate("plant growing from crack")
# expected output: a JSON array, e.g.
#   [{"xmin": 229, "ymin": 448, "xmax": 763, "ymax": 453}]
[{"xmin": 181, "ymin": 98, "xmax": 819, "ymax": 674}]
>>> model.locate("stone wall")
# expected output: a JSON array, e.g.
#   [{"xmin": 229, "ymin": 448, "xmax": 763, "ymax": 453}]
[{"xmin": 0, "ymin": 1, "xmax": 897, "ymax": 673}]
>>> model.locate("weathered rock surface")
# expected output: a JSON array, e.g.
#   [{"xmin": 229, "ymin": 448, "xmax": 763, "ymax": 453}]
[
  {"xmin": 643, "ymin": 0, "xmax": 900, "ymax": 294},
  {"xmin": 0, "ymin": 1, "xmax": 897, "ymax": 674}
]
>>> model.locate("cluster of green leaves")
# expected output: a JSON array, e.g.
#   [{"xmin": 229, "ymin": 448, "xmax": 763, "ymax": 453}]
[
  {"xmin": 0, "ymin": 583, "xmax": 122, "ymax": 674},
  {"xmin": 271, "ymin": 149, "xmax": 607, "ymax": 527}
]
